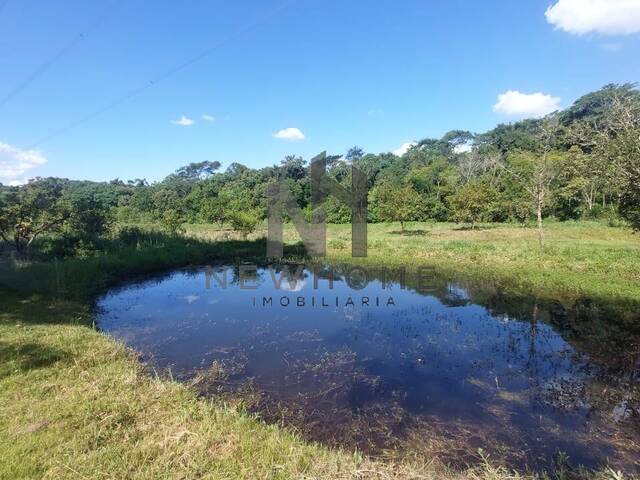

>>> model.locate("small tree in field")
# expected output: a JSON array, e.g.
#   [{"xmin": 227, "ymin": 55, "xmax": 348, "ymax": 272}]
[
  {"xmin": 449, "ymin": 179, "xmax": 496, "ymax": 229},
  {"xmin": 160, "ymin": 210, "xmax": 185, "ymax": 235},
  {"xmin": 229, "ymin": 211, "xmax": 259, "ymax": 239},
  {"xmin": 494, "ymin": 118, "xmax": 561, "ymax": 247},
  {"xmin": 371, "ymin": 183, "xmax": 425, "ymax": 231},
  {"xmin": 198, "ymin": 196, "xmax": 228, "ymax": 227}
]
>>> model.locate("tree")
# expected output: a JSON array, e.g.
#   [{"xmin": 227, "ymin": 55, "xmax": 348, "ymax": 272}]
[
  {"xmin": 277, "ymin": 156, "xmax": 307, "ymax": 181},
  {"xmin": 441, "ymin": 130, "xmax": 475, "ymax": 159},
  {"xmin": 448, "ymin": 179, "xmax": 496, "ymax": 229},
  {"xmin": 495, "ymin": 119, "xmax": 561, "ymax": 247},
  {"xmin": 477, "ymin": 119, "xmax": 540, "ymax": 154},
  {"xmin": 559, "ymin": 83, "xmax": 639, "ymax": 126},
  {"xmin": 563, "ymin": 84, "xmax": 640, "ymax": 228},
  {"xmin": 569, "ymin": 146, "xmax": 599, "ymax": 211},
  {"xmin": 229, "ymin": 211, "xmax": 259, "ymax": 239},
  {"xmin": 406, "ymin": 159, "xmax": 457, "ymax": 220},
  {"xmin": 64, "ymin": 187, "xmax": 113, "ymax": 239},
  {"xmin": 563, "ymin": 110, "xmax": 624, "ymax": 214},
  {"xmin": 160, "ymin": 210, "xmax": 185, "ymax": 234},
  {"xmin": 345, "ymin": 146, "xmax": 364, "ymax": 163},
  {"xmin": 0, "ymin": 178, "xmax": 69, "ymax": 252},
  {"xmin": 176, "ymin": 161, "xmax": 221, "ymax": 182},
  {"xmin": 606, "ymin": 91, "xmax": 640, "ymax": 230},
  {"xmin": 370, "ymin": 182, "xmax": 425, "ymax": 231},
  {"xmin": 152, "ymin": 188, "xmax": 183, "ymax": 216},
  {"xmin": 198, "ymin": 196, "xmax": 228, "ymax": 227}
]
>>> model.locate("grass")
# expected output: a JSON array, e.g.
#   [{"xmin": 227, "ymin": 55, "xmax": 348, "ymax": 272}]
[
  {"xmin": 0, "ymin": 292, "xmax": 560, "ymax": 480},
  {"xmin": 0, "ymin": 293, "xmax": 357, "ymax": 479},
  {"xmin": 1, "ymin": 221, "xmax": 638, "ymax": 478},
  {"xmin": 0, "ymin": 232, "xmax": 279, "ymax": 299},
  {"xmin": 189, "ymin": 220, "xmax": 640, "ymax": 305}
]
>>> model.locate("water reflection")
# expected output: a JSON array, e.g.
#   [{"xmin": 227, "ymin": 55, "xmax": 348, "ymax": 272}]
[{"xmin": 96, "ymin": 264, "xmax": 640, "ymax": 473}]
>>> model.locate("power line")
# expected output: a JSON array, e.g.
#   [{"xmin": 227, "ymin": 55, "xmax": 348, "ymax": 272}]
[
  {"xmin": 27, "ymin": 0, "xmax": 295, "ymax": 149},
  {"xmin": 0, "ymin": 0, "xmax": 126, "ymax": 109}
]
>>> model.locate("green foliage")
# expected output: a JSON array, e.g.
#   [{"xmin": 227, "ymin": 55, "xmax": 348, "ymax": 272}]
[
  {"xmin": 0, "ymin": 178, "xmax": 69, "ymax": 252},
  {"xmin": 317, "ymin": 196, "xmax": 352, "ymax": 223},
  {"xmin": 160, "ymin": 210, "xmax": 185, "ymax": 235},
  {"xmin": 64, "ymin": 186, "xmax": 114, "ymax": 239},
  {"xmin": 370, "ymin": 182, "xmax": 426, "ymax": 230},
  {"xmin": 478, "ymin": 119, "xmax": 541, "ymax": 153},
  {"xmin": 328, "ymin": 238, "xmax": 347, "ymax": 250},
  {"xmin": 619, "ymin": 191, "xmax": 639, "ymax": 230},
  {"xmin": 229, "ymin": 210, "xmax": 259, "ymax": 239},
  {"xmin": 606, "ymin": 90, "xmax": 640, "ymax": 230},
  {"xmin": 449, "ymin": 180, "xmax": 497, "ymax": 228},
  {"xmin": 559, "ymin": 83, "xmax": 640, "ymax": 126},
  {"xmin": 406, "ymin": 158, "xmax": 457, "ymax": 220}
]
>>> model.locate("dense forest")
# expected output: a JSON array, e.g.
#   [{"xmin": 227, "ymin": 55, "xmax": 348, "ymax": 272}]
[{"xmin": 1, "ymin": 83, "xmax": 639, "ymax": 257}]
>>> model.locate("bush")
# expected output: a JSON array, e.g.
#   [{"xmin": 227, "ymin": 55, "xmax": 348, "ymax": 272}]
[
  {"xmin": 328, "ymin": 238, "xmax": 346, "ymax": 250},
  {"xmin": 160, "ymin": 210, "xmax": 185, "ymax": 235},
  {"xmin": 229, "ymin": 211, "xmax": 259, "ymax": 239},
  {"xmin": 34, "ymin": 233, "xmax": 105, "ymax": 259}
]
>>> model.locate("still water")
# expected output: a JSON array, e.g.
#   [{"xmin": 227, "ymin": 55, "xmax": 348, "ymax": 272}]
[{"xmin": 97, "ymin": 264, "xmax": 640, "ymax": 472}]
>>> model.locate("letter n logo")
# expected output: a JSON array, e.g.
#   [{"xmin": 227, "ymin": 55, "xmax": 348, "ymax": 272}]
[{"xmin": 267, "ymin": 152, "xmax": 367, "ymax": 258}]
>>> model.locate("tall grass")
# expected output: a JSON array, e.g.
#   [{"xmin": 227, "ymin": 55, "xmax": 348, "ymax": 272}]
[
  {"xmin": 2, "ymin": 221, "xmax": 638, "ymax": 306},
  {"xmin": 0, "ymin": 232, "xmax": 276, "ymax": 299}
]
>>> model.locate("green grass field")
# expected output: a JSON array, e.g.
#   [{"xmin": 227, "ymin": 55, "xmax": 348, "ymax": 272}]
[
  {"xmin": 1, "ymin": 221, "xmax": 638, "ymax": 479},
  {"xmin": 189, "ymin": 220, "xmax": 640, "ymax": 304}
]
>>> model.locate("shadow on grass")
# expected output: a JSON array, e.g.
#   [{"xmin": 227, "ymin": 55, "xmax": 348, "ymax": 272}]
[
  {"xmin": 388, "ymin": 229, "xmax": 430, "ymax": 236},
  {"xmin": 451, "ymin": 224, "xmax": 504, "ymax": 231},
  {"xmin": 0, "ymin": 340, "xmax": 71, "ymax": 379}
]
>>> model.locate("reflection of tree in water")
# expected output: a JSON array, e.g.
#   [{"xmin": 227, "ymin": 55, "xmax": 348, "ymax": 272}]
[{"xmin": 373, "ymin": 268, "xmax": 640, "ymax": 419}]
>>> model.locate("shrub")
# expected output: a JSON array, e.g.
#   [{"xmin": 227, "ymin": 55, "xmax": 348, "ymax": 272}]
[
  {"xmin": 229, "ymin": 211, "xmax": 259, "ymax": 239},
  {"xmin": 160, "ymin": 210, "xmax": 185, "ymax": 235},
  {"xmin": 328, "ymin": 238, "xmax": 346, "ymax": 250}
]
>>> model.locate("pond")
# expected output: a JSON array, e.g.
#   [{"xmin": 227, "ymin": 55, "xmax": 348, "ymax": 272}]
[{"xmin": 96, "ymin": 264, "xmax": 640, "ymax": 473}]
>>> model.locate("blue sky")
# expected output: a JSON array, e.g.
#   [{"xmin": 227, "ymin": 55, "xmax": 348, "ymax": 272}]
[{"xmin": 1, "ymin": 0, "xmax": 639, "ymax": 184}]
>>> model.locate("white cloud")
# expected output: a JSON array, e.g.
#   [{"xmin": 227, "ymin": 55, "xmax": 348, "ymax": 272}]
[
  {"xmin": 273, "ymin": 127, "xmax": 305, "ymax": 141},
  {"xmin": 493, "ymin": 90, "xmax": 561, "ymax": 118},
  {"xmin": 172, "ymin": 115, "xmax": 194, "ymax": 126},
  {"xmin": 453, "ymin": 143, "xmax": 473, "ymax": 154},
  {"xmin": 392, "ymin": 141, "xmax": 417, "ymax": 156},
  {"xmin": 545, "ymin": 0, "xmax": 640, "ymax": 35},
  {"xmin": 0, "ymin": 141, "xmax": 47, "ymax": 185},
  {"xmin": 202, "ymin": 114, "xmax": 215, "ymax": 122}
]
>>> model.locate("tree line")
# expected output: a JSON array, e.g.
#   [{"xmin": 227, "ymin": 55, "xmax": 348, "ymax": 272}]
[{"xmin": 1, "ymin": 83, "xmax": 638, "ymax": 256}]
